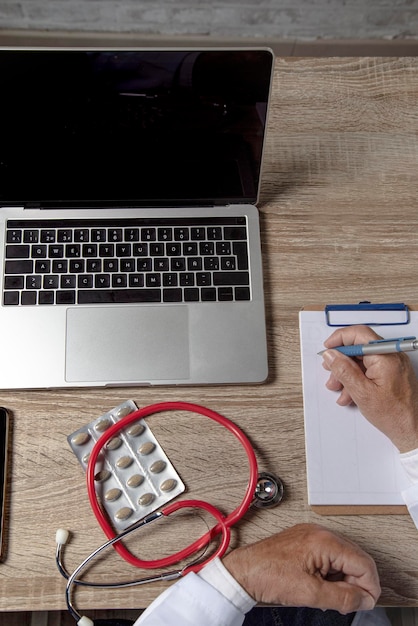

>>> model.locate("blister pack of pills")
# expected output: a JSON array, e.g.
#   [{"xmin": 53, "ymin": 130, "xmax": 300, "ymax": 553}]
[{"xmin": 67, "ymin": 400, "xmax": 185, "ymax": 531}]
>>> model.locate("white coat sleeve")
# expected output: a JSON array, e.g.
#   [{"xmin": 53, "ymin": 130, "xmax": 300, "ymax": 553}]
[
  {"xmin": 400, "ymin": 447, "xmax": 418, "ymax": 528},
  {"xmin": 134, "ymin": 558, "xmax": 256, "ymax": 626}
]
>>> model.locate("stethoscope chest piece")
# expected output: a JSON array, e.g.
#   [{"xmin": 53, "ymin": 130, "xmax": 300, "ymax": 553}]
[{"xmin": 253, "ymin": 472, "xmax": 284, "ymax": 509}]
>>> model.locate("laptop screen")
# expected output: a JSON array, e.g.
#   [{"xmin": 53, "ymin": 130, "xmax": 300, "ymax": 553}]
[{"xmin": 0, "ymin": 49, "xmax": 273, "ymax": 208}]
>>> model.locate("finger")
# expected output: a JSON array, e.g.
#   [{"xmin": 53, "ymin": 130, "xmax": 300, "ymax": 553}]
[
  {"xmin": 325, "ymin": 373, "xmax": 343, "ymax": 391},
  {"xmin": 324, "ymin": 325, "xmax": 382, "ymax": 349},
  {"xmin": 311, "ymin": 579, "xmax": 376, "ymax": 614},
  {"xmin": 336, "ymin": 388, "xmax": 355, "ymax": 406},
  {"xmin": 323, "ymin": 349, "xmax": 368, "ymax": 387},
  {"xmin": 325, "ymin": 375, "xmax": 355, "ymax": 404}
]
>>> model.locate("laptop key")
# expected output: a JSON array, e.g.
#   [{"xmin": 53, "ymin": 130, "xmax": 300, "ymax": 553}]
[
  {"xmin": 7, "ymin": 230, "xmax": 22, "ymax": 243},
  {"xmin": 26, "ymin": 275, "xmax": 42, "ymax": 289},
  {"xmin": 57, "ymin": 230, "xmax": 72, "ymax": 242},
  {"xmin": 213, "ymin": 271, "xmax": 249, "ymax": 286},
  {"xmin": 35, "ymin": 260, "xmax": 51, "ymax": 273},
  {"xmin": 184, "ymin": 288, "xmax": 199, "ymax": 301},
  {"xmin": 95, "ymin": 275, "xmax": 111, "ymax": 288},
  {"xmin": 43, "ymin": 275, "xmax": 59, "ymax": 289},
  {"xmin": 196, "ymin": 272, "xmax": 211, "ymax": 286},
  {"xmin": 3, "ymin": 291, "xmax": 19, "ymax": 305},
  {"xmin": 190, "ymin": 227, "xmax": 206, "ymax": 240},
  {"xmin": 233, "ymin": 242, "xmax": 248, "ymax": 270},
  {"xmin": 32, "ymin": 245, "xmax": 47, "ymax": 258},
  {"xmin": 66, "ymin": 244, "xmax": 81, "ymax": 257},
  {"xmin": 49, "ymin": 244, "xmax": 64, "ymax": 258},
  {"xmin": 163, "ymin": 288, "xmax": 182, "ymax": 302},
  {"xmin": 201, "ymin": 288, "xmax": 216, "ymax": 301},
  {"xmin": 21, "ymin": 291, "xmax": 37, "ymax": 305},
  {"xmin": 235, "ymin": 287, "xmax": 251, "ymax": 301},
  {"xmin": 6, "ymin": 244, "xmax": 30, "ymax": 258},
  {"xmin": 125, "ymin": 228, "xmax": 140, "ymax": 242},
  {"xmin": 224, "ymin": 227, "xmax": 247, "ymax": 240},
  {"xmin": 78, "ymin": 275, "xmax": 94, "ymax": 288},
  {"xmin": 174, "ymin": 228, "xmax": 189, "ymax": 241},
  {"xmin": 218, "ymin": 287, "xmax": 233, "ymax": 301},
  {"xmin": 142, "ymin": 228, "xmax": 156, "ymax": 241},
  {"xmin": 78, "ymin": 289, "xmax": 161, "ymax": 304},
  {"xmin": 146, "ymin": 274, "xmax": 161, "ymax": 287},
  {"xmin": 5, "ymin": 260, "xmax": 33, "ymax": 274},
  {"xmin": 92, "ymin": 229, "xmax": 106, "ymax": 242},
  {"xmin": 204, "ymin": 257, "xmax": 219, "ymax": 271},
  {"xmin": 42, "ymin": 230, "xmax": 57, "ymax": 243},
  {"xmin": 4, "ymin": 276, "xmax": 24, "ymax": 290},
  {"xmin": 207, "ymin": 227, "xmax": 222, "ymax": 240},
  {"xmin": 129, "ymin": 274, "xmax": 145, "ymax": 287},
  {"xmin": 23, "ymin": 230, "xmax": 39, "ymax": 243},
  {"xmin": 163, "ymin": 273, "xmax": 177, "ymax": 287},
  {"xmin": 75, "ymin": 229, "xmax": 89, "ymax": 242},
  {"xmin": 56, "ymin": 290, "xmax": 76, "ymax": 304},
  {"xmin": 39, "ymin": 291, "xmax": 54, "ymax": 305},
  {"xmin": 158, "ymin": 228, "xmax": 172, "ymax": 241},
  {"xmin": 53, "ymin": 260, "xmax": 68, "ymax": 273}
]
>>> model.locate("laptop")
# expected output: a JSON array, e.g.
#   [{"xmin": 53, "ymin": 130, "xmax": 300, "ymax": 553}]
[{"xmin": 0, "ymin": 48, "xmax": 273, "ymax": 389}]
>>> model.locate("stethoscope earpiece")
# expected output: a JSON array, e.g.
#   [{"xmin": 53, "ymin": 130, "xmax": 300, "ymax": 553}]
[{"xmin": 253, "ymin": 472, "xmax": 284, "ymax": 509}]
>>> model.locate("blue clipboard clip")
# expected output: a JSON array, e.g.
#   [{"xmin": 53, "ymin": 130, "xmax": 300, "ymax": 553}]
[{"xmin": 325, "ymin": 302, "xmax": 410, "ymax": 327}]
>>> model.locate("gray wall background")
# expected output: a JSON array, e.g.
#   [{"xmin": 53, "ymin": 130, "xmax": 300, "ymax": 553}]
[{"xmin": 1, "ymin": 0, "xmax": 418, "ymax": 40}]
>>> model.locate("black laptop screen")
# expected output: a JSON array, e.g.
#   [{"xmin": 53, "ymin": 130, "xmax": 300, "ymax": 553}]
[{"xmin": 0, "ymin": 49, "xmax": 273, "ymax": 208}]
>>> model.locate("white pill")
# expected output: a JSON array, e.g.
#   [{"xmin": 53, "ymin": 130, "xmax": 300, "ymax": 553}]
[
  {"xmin": 115, "ymin": 507, "xmax": 133, "ymax": 521},
  {"xmin": 71, "ymin": 432, "xmax": 90, "ymax": 446},
  {"xmin": 116, "ymin": 455, "xmax": 133, "ymax": 469},
  {"xmin": 95, "ymin": 470, "xmax": 111, "ymax": 482},
  {"xmin": 127, "ymin": 423, "xmax": 145, "ymax": 437},
  {"xmin": 117, "ymin": 405, "xmax": 133, "ymax": 418},
  {"xmin": 160, "ymin": 479, "xmax": 177, "ymax": 492},
  {"xmin": 95, "ymin": 418, "xmax": 111, "ymax": 432},
  {"xmin": 105, "ymin": 488, "xmax": 122, "ymax": 502},
  {"xmin": 138, "ymin": 442, "xmax": 155, "ymax": 455},
  {"xmin": 138, "ymin": 493, "xmax": 155, "ymax": 507},
  {"xmin": 106, "ymin": 437, "xmax": 123, "ymax": 450},
  {"xmin": 150, "ymin": 460, "xmax": 166, "ymax": 474},
  {"xmin": 127, "ymin": 474, "xmax": 144, "ymax": 488}
]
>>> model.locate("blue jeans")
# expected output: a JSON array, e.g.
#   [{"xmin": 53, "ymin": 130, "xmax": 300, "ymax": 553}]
[{"xmin": 242, "ymin": 608, "xmax": 356, "ymax": 626}]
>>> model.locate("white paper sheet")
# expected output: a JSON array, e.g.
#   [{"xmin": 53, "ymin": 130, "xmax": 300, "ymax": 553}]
[{"xmin": 299, "ymin": 309, "xmax": 418, "ymax": 506}]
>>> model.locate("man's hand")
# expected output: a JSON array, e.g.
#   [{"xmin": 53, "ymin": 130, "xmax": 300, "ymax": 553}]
[
  {"xmin": 223, "ymin": 523, "xmax": 380, "ymax": 614},
  {"xmin": 322, "ymin": 325, "xmax": 418, "ymax": 453}
]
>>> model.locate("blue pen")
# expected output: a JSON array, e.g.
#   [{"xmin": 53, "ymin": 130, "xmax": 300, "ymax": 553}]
[{"xmin": 318, "ymin": 336, "xmax": 418, "ymax": 357}]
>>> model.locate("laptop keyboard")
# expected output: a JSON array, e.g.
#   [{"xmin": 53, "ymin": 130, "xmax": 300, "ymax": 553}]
[{"xmin": 3, "ymin": 217, "xmax": 251, "ymax": 306}]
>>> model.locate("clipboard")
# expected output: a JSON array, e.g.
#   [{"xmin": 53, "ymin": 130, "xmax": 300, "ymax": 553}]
[{"xmin": 299, "ymin": 302, "xmax": 418, "ymax": 515}]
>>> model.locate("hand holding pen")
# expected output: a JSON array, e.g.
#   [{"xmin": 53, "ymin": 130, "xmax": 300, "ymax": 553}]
[
  {"xmin": 321, "ymin": 324, "xmax": 418, "ymax": 453},
  {"xmin": 319, "ymin": 336, "xmax": 418, "ymax": 357}
]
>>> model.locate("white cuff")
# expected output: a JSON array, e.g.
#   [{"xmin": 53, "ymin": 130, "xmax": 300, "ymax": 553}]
[
  {"xmin": 399, "ymin": 447, "xmax": 418, "ymax": 483},
  {"xmin": 198, "ymin": 557, "xmax": 256, "ymax": 614}
]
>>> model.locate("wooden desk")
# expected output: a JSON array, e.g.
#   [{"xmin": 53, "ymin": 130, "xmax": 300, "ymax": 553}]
[{"xmin": 2, "ymin": 56, "xmax": 418, "ymax": 612}]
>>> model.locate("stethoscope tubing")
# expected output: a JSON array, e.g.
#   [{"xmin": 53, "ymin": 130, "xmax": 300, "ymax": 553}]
[{"xmin": 63, "ymin": 500, "xmax": 232, "ymax": 623}]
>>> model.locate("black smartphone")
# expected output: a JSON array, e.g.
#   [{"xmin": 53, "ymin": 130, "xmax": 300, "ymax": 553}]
[{"xmin": 0, "ymin": 408, "xmax": 10, "ymax": 560}]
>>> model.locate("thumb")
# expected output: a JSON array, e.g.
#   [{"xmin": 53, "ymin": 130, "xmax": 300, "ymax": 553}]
[
  {"xmin": 322, "ymin": 350, "xmax": 371, "ymax": 403},
  {"xmin": 312, "ymin": 578, "xmax": 376, "ymax": 614}
]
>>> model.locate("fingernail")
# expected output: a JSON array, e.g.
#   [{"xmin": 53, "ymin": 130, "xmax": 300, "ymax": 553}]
[{"xmin": 322, "ymin": 350, "xmax": 336, "ymax": 365}]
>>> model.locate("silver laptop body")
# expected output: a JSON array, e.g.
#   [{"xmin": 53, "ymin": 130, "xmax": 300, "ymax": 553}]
[{"xmin": 0, "ymin": 48, "xmax": 273, "ymax": 389}]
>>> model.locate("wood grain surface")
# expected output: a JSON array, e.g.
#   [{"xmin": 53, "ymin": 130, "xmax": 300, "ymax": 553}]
[{"xmin": 2, "ymin": 56, "xmax": 418, "ymax": 612}]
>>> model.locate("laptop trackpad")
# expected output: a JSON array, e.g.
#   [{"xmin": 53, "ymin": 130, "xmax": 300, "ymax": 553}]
[{"xmin": 65, "ymin": 306, "xmax": 190, "ymax": 383}]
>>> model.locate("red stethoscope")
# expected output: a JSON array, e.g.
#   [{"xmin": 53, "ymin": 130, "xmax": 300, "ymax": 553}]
[{"xmin": 56, "ymin": 402, "xmax": 284, "ymax": 626}]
